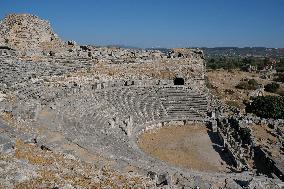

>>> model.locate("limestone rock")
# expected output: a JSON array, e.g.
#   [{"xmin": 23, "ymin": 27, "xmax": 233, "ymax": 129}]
[{"xmin": 0, "ymin": 14, "xmax": 65, "ymax": 57}]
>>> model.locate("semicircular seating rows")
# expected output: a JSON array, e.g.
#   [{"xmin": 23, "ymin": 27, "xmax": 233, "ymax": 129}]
[{"xmin": 49, "ymin": 85, "xmax": 208, "ymax": 165}]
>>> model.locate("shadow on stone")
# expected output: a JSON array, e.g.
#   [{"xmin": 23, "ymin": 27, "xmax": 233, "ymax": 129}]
[{"xmin": 207, "ymin": 129, "xmax": 237, "ymax": 172}]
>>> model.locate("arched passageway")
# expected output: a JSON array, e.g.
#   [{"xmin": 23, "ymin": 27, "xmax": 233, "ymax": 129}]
[{"xmin": 174, "ymin": 77, "xmax": 185, "ymax": 85}]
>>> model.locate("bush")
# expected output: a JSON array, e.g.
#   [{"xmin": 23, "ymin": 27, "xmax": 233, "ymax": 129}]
[
  {"xmin": 274, "ymin": 73, "xmax": 284, "ymax": 83},
  {"xmin": 224, "ymin": 89, "xmax": 235, "ymax": 95},
  {"xmin": 236, "ymin": 79, "xmax": 259, "ymax": 90},
  {"xmin": 206, "ymin": 57, "xmax": 245, "ymax": 70},
  {"xmin": 264, "ymin": 82, "xmax": 280, "ymax": 93},
  {"xmin": 248, "ymin": 79, "xmax": 258, "ymax": 86},
  {"xmin": 274, "ymin": 59, "xmax": 284, "ymax": 83},
  {"xmin": 239, "ymin": 127, "xmax": 251, "ymax": 144},
  {"xmin": 246, "ymin": 96, "xmax": 284, "ymax": 119},
  {"xmin": 205, "ymin": 57, "xmax": 271, "ymax": 71},
  {"xmin": 226, "ymin": 100, "xmax": 241, "ymax": 109},
  {"xmin": 277, "ymin": 90, "xmax": 284, "ymax": 96},
  {"xmin": 276, "ymin": 59, "xmax": 284, "ymax": 73},
  {"xmin": 276, "ymin": 66, "xmax": 284, "ymax": 73}
]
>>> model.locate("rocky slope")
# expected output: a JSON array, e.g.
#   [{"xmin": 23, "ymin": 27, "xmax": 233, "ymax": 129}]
[{"xmin": 0, "ymin": 14, "xmax": 67, "ymax": 57}]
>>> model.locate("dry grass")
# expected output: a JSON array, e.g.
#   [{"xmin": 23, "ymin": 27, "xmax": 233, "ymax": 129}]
[
  {"xmin": 1, "ymin": 111, "xmax": 14, "ymax": 122},
  {"xmin": 6, "ymin": 139, "xmax": 152, "ymax": 188},
  {"xmin": 15, "ymin": 140, "xmax": 53, "ymax": 165},
  {"xmin": 206, "ymin": 70, "xmax": 279, "ymax": 109}
]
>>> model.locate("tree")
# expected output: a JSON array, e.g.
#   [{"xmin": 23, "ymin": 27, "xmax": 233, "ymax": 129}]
[
  {"xmin": 246, "ymin": 96, "xmax": 284, "ymax": 119},
  {"xmin": 264, "ymin": 82, "xmax": 280, "ymax": 93},
  {"xmin": 236, "ymin": 79, "xmax": 259, "ymax": 90}
]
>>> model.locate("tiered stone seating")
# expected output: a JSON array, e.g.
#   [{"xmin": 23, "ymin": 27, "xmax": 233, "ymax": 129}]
[
  {"xmin": 44, "ymin": 84, "xmax": 208, "ymax": 171},
  {"xmin": 158, "ymin": 86, "xmax": 207, "ymax": 121},
  {"xmin": 53, "ymin": 85, "xmax": 207, "ymax": 147}
]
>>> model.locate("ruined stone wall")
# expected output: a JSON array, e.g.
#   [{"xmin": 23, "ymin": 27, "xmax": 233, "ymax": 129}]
[{"xmin": 0, "ymin": 14, "xmax": 66, "ymax": 57}]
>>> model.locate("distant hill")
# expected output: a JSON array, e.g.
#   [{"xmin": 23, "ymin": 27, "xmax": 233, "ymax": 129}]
[
  {"xmin": 146, "ymin": 47, "xmax": 284, "ymax": 58},
  {"xmin": 201, "ymin": 47, "xmax": 284, "ymax": 58}
]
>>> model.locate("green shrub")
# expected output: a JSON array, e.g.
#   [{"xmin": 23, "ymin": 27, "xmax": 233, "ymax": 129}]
[
  {"xmin": 236, "ymin": 79, "xmax": 259, "ymax": 90},
  {"xmin": 276, "ymin": 59, "xmax": 284, "ymax": 73},
  {"xmin": 274, "ymin": 73, "xmax": 284, "ymax": 83},
  {"xmin": 277, "ymin": 90, "xmax": 284, "ymax": 96},
  {"xmin": 206, "ymin": 57, "xmax": 245, "ymax": 70},
  {"xmin": 264, "ymin": 82, "xmax": 280, "ymax": 93},
  {"xmin": 224, "ymin": 89, "xmax": 234, "ymax": 95},
  {"xmin": 239, "ymin": 128, "xmax": 251, "ymax": 144},
  {"xmin": 276, "ymin": 67, "xmax": 284, "ymax": 73},
  {"xmin": 248, "ymin": 79, "xmax": 258, "ymax": 86},
  {"xmin": 226, "ymin": 100, "xmax": 241, "ymax": 109},
  {"xmin": 246, "ymin": 96, "xmax": 284, "ymax": 119},
  {"xmin": 206, "ymin": 57, "xmax": 271, "ymax": 71},
  {"xmin": 275, "ymin": 59, "xmax": 284, "ymax": 83}
]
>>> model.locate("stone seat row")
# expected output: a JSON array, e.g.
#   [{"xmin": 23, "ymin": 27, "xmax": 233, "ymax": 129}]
[{"xmin": 55, "ymin": 85, "xmax": 208, "ymax": 136}]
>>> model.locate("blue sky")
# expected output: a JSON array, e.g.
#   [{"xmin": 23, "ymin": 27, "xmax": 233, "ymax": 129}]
[{"xmin": 1, "ymin": 0, "xmax": 284, "ymax": 48}]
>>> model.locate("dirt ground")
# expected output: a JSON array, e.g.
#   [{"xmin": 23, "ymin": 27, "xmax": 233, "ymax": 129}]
[
  {"xmin": 206, "ymin": 70, "xmax": 278, "ymax": 109},
  {"xmin": 138, "ymin": 124, "xmax": 230, "ymax": 173},
  {"xmin": 250, "ymin": 123, "xmax": 281, "ymax": 158}
]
